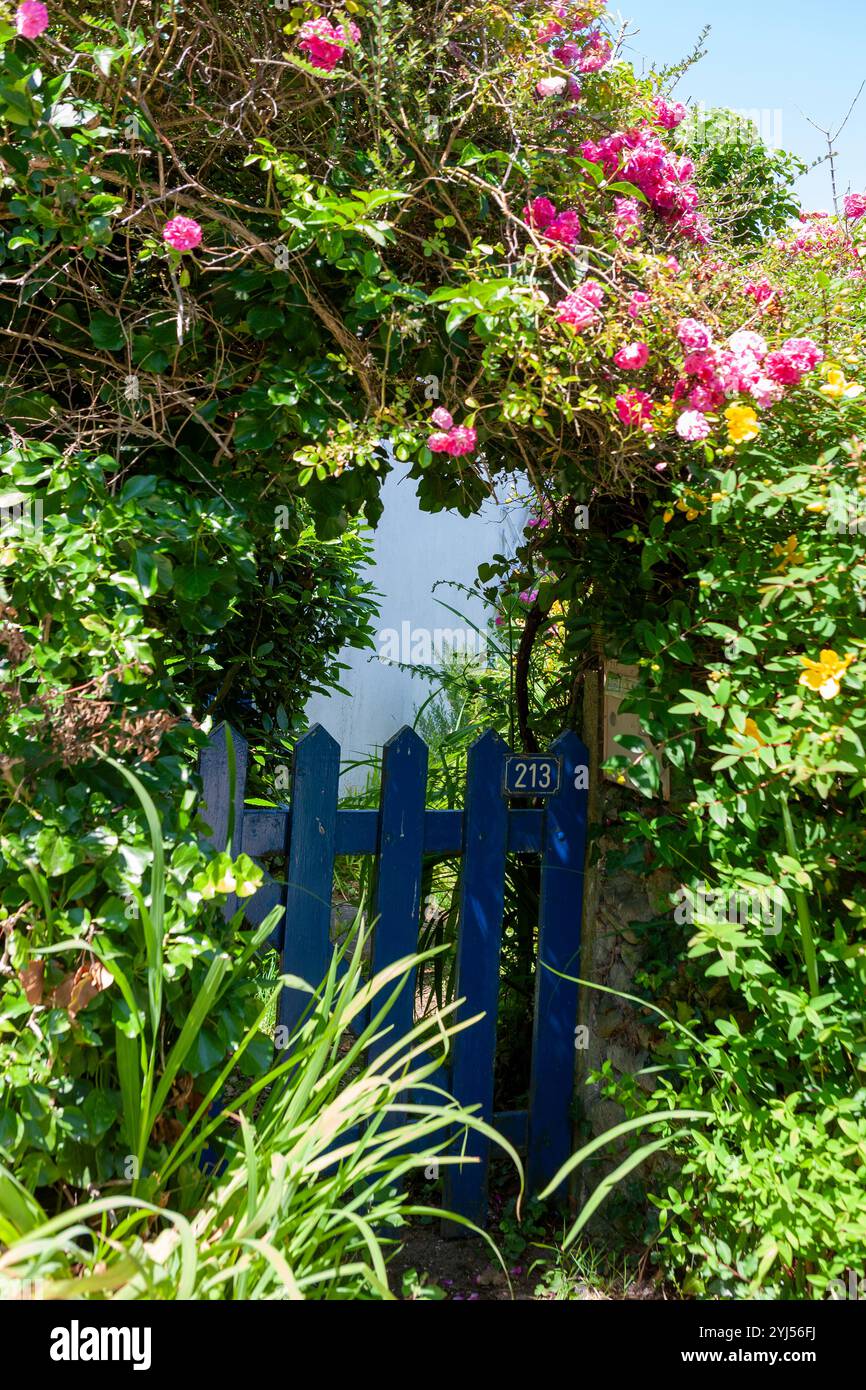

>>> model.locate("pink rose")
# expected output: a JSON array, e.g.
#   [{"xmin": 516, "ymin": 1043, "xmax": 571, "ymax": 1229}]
[
  {"xmin": 728, "ymin": 329, "xmax": 767, "ymax": 361},
  {"xmin": 689, "ymin": 385, "xmax": 723, "ymax": 412},
  {"xmin": 545, "ymin": 209, "xmax": 581, "ymax": 246},
  {"xmin": 298, "ymin": 18, "xmax": 360, "ymax": 73},
  {"xmin": 554, "ymin": 279, "xmax": 605, "ymax": 331},
  {"xmin": 613, "ymin": 195, "xmax": 642, "ymax": 243},
  {"xmin": 844, "ymin": 193, "xmax": 866, "ymax": 222},
  {"xmin": 749, "ymin": 376, "xmax": 785, "ymax": 409},
  {"xmin": 16, "ymin": 1, "xmax": 49, "ymax": 37},
  {"xmin": 430, "ymin": 407, "xmax": 453, "ymax": 430},
  {"xmin": 764, "ymin": 337, "xmax": 824, "ymax": 386},
  {"xmin": 578, "ymin": 33, "xmax": 612, "ymax": 72},
  {"xmin": 615, "ymin": 389, "xmax": 654, "ymax": 430},
  {"xmin": 523, "ymin": 196, "xmax": 557, "ymax": 231},
  {"xmin": 552, "ymin": 41, "xmax": 581, "ymax": 66},
  {"xmin": 556, "ymin": 296, "xmax": 597, "ymax": 331},
  {"xmin": 614, "ymin": 341, "xmax": 650, "ymax": 371},
  {"xmin": 579, "ymin": 279, "xmax": 606, "ymax": 307},
  {"xmin": 744, "ymin": 277, "xmax": 777, "ymax": 307},
  {"xmin": 677, "ymin": 318, "xmax": 713, "ymax": 352},
  {"xmin": 676, "ymin": 409, "xmax": 711, "ymax": 442},
  {"xmin": 653, "ymin": 97, "xmax": 687, "ymax": 130},
  {"xmin": 536, "ymin": 75, "xmax": 568, "ymax": 98},
  {"xmin": 162, "ymin": 216, "xmax": 203, "ymax": 251},
  {"xmin": 628, "ymin": 291, "xmax": 651, "ymax": 319},
  {"xmin": 536, "ymin": 19, "xmax": 565, "ymax": 43},
  {"xmin": 445, "ymin": 426, "xmax": 477, "ymax": 457},
  {"xmin": 427, "ymin": 431, "xmax": 453, "ymax": 453}
]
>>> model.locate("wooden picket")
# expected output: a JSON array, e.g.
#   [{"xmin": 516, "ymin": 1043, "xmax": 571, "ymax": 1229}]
[{"xmin": 200, "ymin": 722, "xmax": 590, "ymax": 1224}]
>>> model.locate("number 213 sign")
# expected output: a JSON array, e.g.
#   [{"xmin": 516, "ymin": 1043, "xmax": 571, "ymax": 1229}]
[{"xmin": 503, "ymin": 755, "xmax": 561, "ymax": 796}]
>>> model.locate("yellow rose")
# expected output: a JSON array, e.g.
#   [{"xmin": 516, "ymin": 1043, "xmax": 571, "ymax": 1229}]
[{"xmin": 724, "ymin": 404, "xmax": 761, "ymax": 444}]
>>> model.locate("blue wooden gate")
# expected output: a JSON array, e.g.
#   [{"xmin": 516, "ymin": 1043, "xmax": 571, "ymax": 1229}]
[{"xmin": 200, "ymin": 723, "xmax": 589, "ymax": 1224}]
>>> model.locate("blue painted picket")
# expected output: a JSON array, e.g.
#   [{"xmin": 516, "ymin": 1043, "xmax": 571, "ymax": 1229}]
[{"xmin": 200, "ymin": 722, "xmax": 589, "ymax": 1225}]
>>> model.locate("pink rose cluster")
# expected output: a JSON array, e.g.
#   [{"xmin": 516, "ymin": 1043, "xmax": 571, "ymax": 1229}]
[
  {"xmin": 554, "ymin": 278, "xmax": 606, "ymax": 331},
  {"xmin": 536, "ymin": 1, "xmax": 612, "ymax": 73},
  {"xmin": 427, "ymin": 408, "xmax": 477, "ymax": 458},
  {"xmin": 773, "ymin": 211, "xmax": 861, "ymax": 273},
  {"xmin": 844, "ymin": 192, "xmax": 866, "ymax": 223},
  {"xmin": 763, "ymin": 337, "xmax": 825, "ymax": 386},
  {"xmin": 581, "ymin": 126, "xmax": 711, "ymax": 244},
  {"xmin": 744, "ymin": 277, "xmax": 778, "ymax": 310},
  {"xmin": 298, "ymin": 16, "xmax": 361, "ymax": 73},
  {"xmin": 653, "ymin": 96, "xmax": 687, "ymax": 130},
  {"xmin": 671, "ymin": 320, "xmax": 823, "ymax": 437},
  {"xmin": 16, "ymin": 1, "xmax": 49, "ymax": 38},
  {"xmin": 162, "ymin": 216, "xmax": 203, "ymax": 251},
  {"xmin": 523, "ymin": 196, "xmax": 581, "ymax": 248},
  {"xmin": 574, "ymin": 32, "xmax": 612, "ymax": 73}
]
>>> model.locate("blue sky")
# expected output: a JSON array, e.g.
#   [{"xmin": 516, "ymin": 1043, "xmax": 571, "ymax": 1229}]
[{"xmin": 617, "ymin": 0, "xmax": 866, "ymax": 208}]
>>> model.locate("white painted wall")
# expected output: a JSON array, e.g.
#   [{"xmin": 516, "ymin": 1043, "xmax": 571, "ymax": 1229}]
[{"xmin": 305, "ymin": 451, "xmax": 529, "ymax": 783}]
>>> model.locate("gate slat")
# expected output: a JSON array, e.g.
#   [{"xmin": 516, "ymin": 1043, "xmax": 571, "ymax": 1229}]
[
  {"xmin": 368, "ymin": 726, "xmax": 428, "ymax": 1064},
  {"xmin": 278, "ymin": 725, "xmax": 340, "ymax": 1040},
  {"xmin": 198, "ymin": 722, "xmax": 249, "ymax": 923},
  {"xmin": 527, "ymin": 729, "xmax": 590, "ymax": 1192},
  {"xmin": 444, "ymin": 729, "xmax": 509, "ymax": 1228}
]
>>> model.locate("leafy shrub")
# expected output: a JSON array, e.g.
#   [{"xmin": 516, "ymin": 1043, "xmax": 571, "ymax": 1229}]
[
  {"xmin": 0, "ymin": 438, "xmax": 282, "ymax": 1189},
  {"xmin": 587, "ymin": 394, "xmax": 866, "ymax": 1296}
]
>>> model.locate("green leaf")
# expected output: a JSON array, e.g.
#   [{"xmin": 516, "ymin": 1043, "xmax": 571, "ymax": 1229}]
[{"xmin": 88, "ymin": 311, "xmax": 125, "ymax": 352}]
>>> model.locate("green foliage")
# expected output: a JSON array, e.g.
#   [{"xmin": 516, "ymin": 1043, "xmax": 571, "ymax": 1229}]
[
  {"xmin": 585, "ymin": 394, "xmax": 866, "ymax": 1296},
  {"xmin": 0, "ymin": 926, "xmax": 519, "ymax": 1299},
  {"xmin": 677, "ymin": 108, "xmax": 806, "ymax": 242},
  {"xmin": 0, "ymin": 439, "xmax": 289, "ymax": 1189}
]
